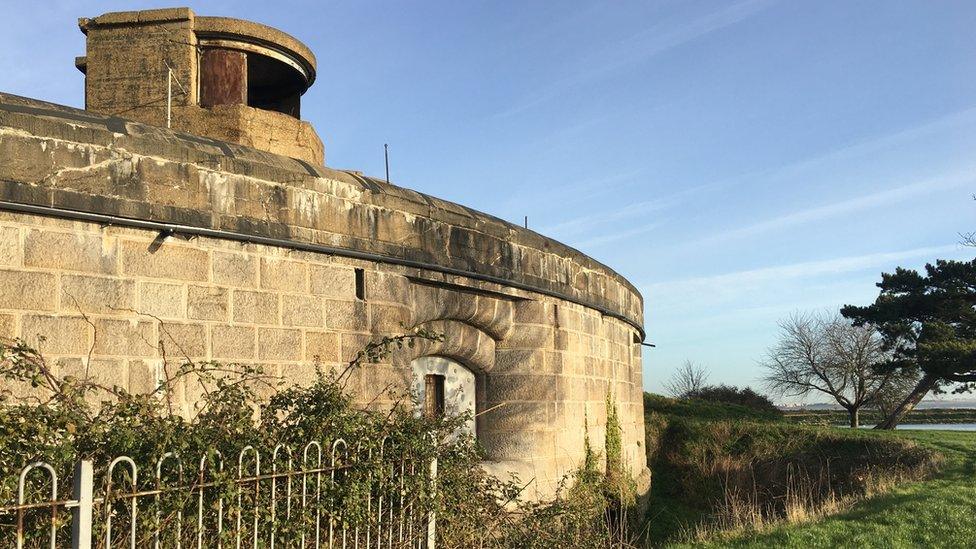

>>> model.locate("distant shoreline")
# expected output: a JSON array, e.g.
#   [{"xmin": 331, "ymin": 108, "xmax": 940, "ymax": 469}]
[{"xmin": 784, "ymin": 408, "xmax": 976, "ymax": 425}]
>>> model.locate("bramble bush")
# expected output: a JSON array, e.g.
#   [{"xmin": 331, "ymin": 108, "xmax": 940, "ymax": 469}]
[{"xmin": 0, "ymin": 330, "xmax": 644, "ymax": 548}]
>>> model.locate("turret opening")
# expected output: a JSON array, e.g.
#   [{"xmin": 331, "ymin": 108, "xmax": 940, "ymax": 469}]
[
  {"xmin": 77, "ymin": 8, "xmax": 324, "ymax": 165},
  {"xmin": 247, "ymin": 52, "xmax": 304, "ymax": 118},
  {"xmin": 199, "ymin": 48, "xmax": 304, "ymax": 118}
]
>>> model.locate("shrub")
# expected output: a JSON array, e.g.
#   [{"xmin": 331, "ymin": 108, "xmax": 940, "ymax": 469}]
[
  {"xmin": 685, "ymin": 384, "xmax": 782, "ymax": 416},
  {"xmin": 0, "ymin": 334, "xmax": 645, "ymax": 548}
]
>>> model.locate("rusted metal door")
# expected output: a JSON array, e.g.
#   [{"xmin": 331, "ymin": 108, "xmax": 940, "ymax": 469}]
[{"xmin": 200, "ymin": 49, "xmax": 247, "ymax": 107}]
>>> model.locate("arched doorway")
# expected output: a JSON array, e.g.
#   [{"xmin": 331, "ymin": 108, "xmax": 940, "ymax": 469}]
[{"xmin": 410, "ymin": 356, "xmax": 476, "ymax": 436}]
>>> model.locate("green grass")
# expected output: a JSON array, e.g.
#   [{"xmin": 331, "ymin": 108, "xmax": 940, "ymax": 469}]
[
  {"xmin": 642, "ymin": 394, "xmax": 973, "ymax": 548},
  {"xmin": 669, "ymin": 429, "xmax": 976, "ymax": 548}
]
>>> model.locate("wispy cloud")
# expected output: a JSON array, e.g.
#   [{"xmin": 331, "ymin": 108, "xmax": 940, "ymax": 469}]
[
  {"xmin": 570, "ymin": 220, "xmax": 665, "ymax": 250},
  {"xmin": 690, "ymin": 170, "xmax": 975, "ymax": 246},
  {"xmin": 534, "ymin": 107, "xmax": 976, "ymax": 249},
  {"xmin": 493, "ymin": 0, "xmax": 776, "ymax": 119},
  {"xmin": 646, "ymin": 106, "xmax": 976, "ymax": 214},
  {"xmin": 502, "ymin": 168, "xmax": 647, "ymax": 219},
  {"xmin": 645, "ymin": 243, "xmax": 969, "ymax": 297},
  {"xmin": 541, "ymin": 198, "xmax": 671, "ymax": 237}
]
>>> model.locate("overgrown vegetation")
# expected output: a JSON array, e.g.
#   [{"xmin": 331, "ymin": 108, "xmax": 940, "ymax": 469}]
[
  {"xmin": 682, "ymin": 385, "xmax": 780, "ymax": 416},
  {"xmin": 676, "ymin": 430, "xmax": 976, "ymax": 548},
  {"xmin": 643, "ymin": 393, "xmax": 943, "ymax": 546},
  {"xmin": 0, "ymin": 333, "xmax": 642, "ymax": 548}
]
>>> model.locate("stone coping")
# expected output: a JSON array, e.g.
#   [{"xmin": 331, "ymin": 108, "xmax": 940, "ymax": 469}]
[
  {"xmin": 79, "ymin": 8, "xmax": 317, "ymax": 88},
  {"xmin": 0, "ymin": 92, "xmax": 644, "ymax": 333},
  {"xmin": 195, "ymin": 16, "xmax": 317, "ymax": 86}
]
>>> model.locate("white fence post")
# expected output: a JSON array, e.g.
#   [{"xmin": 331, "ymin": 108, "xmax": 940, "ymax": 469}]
[
  {"xmin": 71, "ymin": 460, "xmax": 94, "ymax": 549},
  {"xmin": 426, "ymin": 456, "xmax": 437, "ymax": 549}
]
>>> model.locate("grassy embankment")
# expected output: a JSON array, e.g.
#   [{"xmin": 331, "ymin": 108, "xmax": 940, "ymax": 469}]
[
  {"xmin": 642, "ymin": 394, "xmax": 975, "ymax": 547},
  {"xmin": 673, "ymin": 429, "xmax": 976, "ymax": 548}
]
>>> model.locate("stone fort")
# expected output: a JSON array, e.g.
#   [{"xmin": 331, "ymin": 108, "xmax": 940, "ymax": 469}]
[{"xmin": 0, "ymin": 7, "xmax": 648, "ymax": 498}]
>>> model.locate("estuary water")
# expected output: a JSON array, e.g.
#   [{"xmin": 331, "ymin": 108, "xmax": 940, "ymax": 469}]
[
  {"xmin": 840, "ymin": 423, "xmax": 976, "ymax": 430},
  {"xmin": 894, "ymin": 423, "xmax": 976, "ymax": 431}
]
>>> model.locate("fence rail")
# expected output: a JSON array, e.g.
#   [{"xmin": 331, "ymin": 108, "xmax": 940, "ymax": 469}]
[{"xmin": 0, "ymin": 438, "xmax": 437, "ymax": 548}]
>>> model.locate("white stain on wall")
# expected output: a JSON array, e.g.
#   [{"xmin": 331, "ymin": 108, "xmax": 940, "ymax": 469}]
[{"xmin": 410, "ymin": 356, "xmax": 476, "ymax": 437}]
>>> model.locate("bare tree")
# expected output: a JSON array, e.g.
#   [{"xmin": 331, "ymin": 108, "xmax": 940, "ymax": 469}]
[
  {"xmin": 762, "ymin": 312, "xmax": 895, "ymax": 428},
  {"xmin": 664, "ymin": 360, "xmax": 709, "ymax": 398}
]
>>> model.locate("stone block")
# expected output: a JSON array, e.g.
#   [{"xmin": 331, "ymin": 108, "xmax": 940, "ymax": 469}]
[
  {"xmin": 303, "ymin": 331, "xmax": 340, "ymax": 362},
  {"xmin": 554, "ymin": 330, "xmax": 579, "ymax": 352},
  {"xmin": 127, "ymin": 359, "xmax": 159, "ymax": 394},
  {"xmin": 187, "ymin": 285, "xmax": 228, "ymax": 321},
  {"xmin": 478, "ymin": 431, "xmax": 542, "ymax": 460},
  {"xmin": 0, "ymin": 226, "xmax": 20, "ymax": 266},
  {"xmin": 487, "ymin": 374, "xmax": 562, "ymax": 402},
  {"xmin": 232, "ymin": 290, "xmax": 278, "ymax": 325},
  {"xmin": 92, "ymin": 318, "xmax": 156, "ymax": 357},
  {"xmin": 0, "ymin": 314, "xmax": 15, "ymax": 339},
  {"xmin": 587, "ymin": 378, "xmax": 610, "ymax": 402},
  {"xmin": 56, "ymin": 357, "xmax": 128, "ymax": 392},
  {"xmin": 367, "ymin": 271, "xmax": 409, "ymax": 303},
  {"xmin": 121, "ymin": 240, "xmax": 209, "ymax": 281},
  {"xmin": 309, "ymin": 264, "xmax": 356, "ymax": 298},
  {"xmin": 0, "ymin": 270, "xmax": 57, "ymax": 311},
  {"xmin": 566, "ymin": 376, "xmax": 588, "ymax": 402},
  {"xmin": 340, "ymin": 333, "xmax": 372, "ymax": 362},
  {"xmin": 258, "ymin": 328, "xmax": 302, "ymax": 361},
  {"xmin": 480, "ymin": 401, "xmax": 549, "ymax": 432},
  {"xmin": 159, "ymin": 322, "xmax": 207, "ymax": 359},
  {"xmin": 24, "ymin": 230, "xmax": 117, "ymax": 274},
  {"xmin": 281, "ymin": 294, "xmax": 323, "ymax": 327},
  {"xmin": 544, "ymin": 351, "xmax": 566, "ymax": 375},
  {"xmin": 212, "ymin": 325, "xmax": 256, "ymax": 360},
  {"xmin": 369, "ymin": 304, "xmax": 411, "ymax": 333},
  {"xmin": 557, "ymin": 402, "xmax": 589, "ymax": 432},
  {"xmin": 498, "ymin": 324, "xmax": 553, "ymax": 349},
  {"xmin": 22, "ymin": 315, "xmax": 93, "ymax": 355},
  {"xmin": 61, "ymin": 275, "xmax": 135, "ymax": 314},
  {"xmin": 513, "ymin": 300, "xmax": 548, "ymax": 325},
  {"xmin": 260, "ymin": 257, "xmax": 306, "ymax": 292},
  {"xmin": 492, "ymin": 349, "xmax": 546, "ymax": 373},
  {"xmin": 556, "ymin": 306, "xmax": 583, "ymax": 331},
  {"xmin": 359, "ymin": 363, "xmax": 410, "ymax": 399},
  {"xmin": 280, "ymin": 362, "xmax": 329, "ymax": 388},
  {"xmin": 138, "ymin": 282, "xmax": 185, "ymax": 319},
  {"xmin": 325, "ymin": 299, "xmax": 367, "ymax": 331},
  {"xmin": 213, "ymin": 251, "xmax": 257, "ymax": 287}
]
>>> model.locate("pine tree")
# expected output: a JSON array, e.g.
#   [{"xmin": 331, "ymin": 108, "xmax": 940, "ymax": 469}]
[{"xmin": 842, "ymin": 258, "xmax": 976, "ymax": 428}]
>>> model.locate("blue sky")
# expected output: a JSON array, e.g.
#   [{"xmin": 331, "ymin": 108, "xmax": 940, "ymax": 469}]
[{"xmin": 1, "ymin": 1, "xmax": 973, "ymax": 402}]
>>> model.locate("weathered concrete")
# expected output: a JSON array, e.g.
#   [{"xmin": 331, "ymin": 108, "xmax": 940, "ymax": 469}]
[
  {"xmin": 77, "ymin": 8, "xmax": 323, "ymax": 164},
  {"xmin": 0, "ymin": 7, "xmax": 650, "ymax": 499}
]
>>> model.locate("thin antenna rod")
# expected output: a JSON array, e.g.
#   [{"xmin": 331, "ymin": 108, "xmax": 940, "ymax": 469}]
[
  {"xmin": 163, "ymin": 61, "xmax": 187, "ymax": 130},
  {"xmin": 384, "ymin": 144, "xmax": 390, "ymax": 183}
]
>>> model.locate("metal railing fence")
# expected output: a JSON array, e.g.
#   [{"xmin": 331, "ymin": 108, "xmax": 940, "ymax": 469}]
[{"xmin": 0, "ymin": 437, "xmax": 437, "ymax": 548}]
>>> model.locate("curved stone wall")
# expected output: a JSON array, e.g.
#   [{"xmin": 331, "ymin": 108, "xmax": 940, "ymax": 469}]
[{"xmin": 0, "ymin": 92, "xmax": 648, "ymax": 497}]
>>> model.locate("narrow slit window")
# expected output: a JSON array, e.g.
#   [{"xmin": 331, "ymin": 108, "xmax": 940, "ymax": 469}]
[
  {"xmin": 355, "ymin": 268, "xmax": 366, "ymax": 301},
  {"xmin": 424, "ymin": 374, "xmax": 445, "ymax": 418}
]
